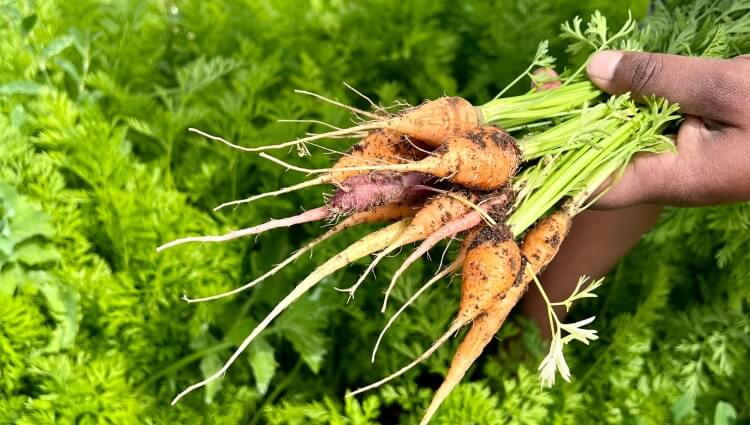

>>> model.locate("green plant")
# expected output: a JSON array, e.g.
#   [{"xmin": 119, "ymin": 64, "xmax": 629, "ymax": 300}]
[{"xmin": 1, "ymin": 0, "xmax": 748, "ymax": 423}]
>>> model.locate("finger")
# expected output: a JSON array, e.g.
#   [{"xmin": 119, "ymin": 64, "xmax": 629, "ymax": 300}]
[
  {"xmin": 595, "ymin": 116, "xmax": 750, "ymax": 208},
  {"xmin": 531, "ymin": 67, "xmax": 561, "ymax": 91},
  {"xmin": 594, "ymin": 116, "xmax": 703, "ymax": 208},
  {"xmin": 587, "ymin": 51, "xmax": 750, "ymax": 125},
  {"xmin": 521, "ymin": 205, "xmax": 662, "ymax": 338}
]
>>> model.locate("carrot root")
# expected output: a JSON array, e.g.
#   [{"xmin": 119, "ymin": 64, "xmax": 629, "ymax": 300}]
[
  {"xmin": 183, "ymin": 220, "xmax": 346, "ymax": 303},
  {"xmin": 419, "ymin": 301, "xmax": 508, "ymax": 425},
  {"xmin": 157, "ymin": 206, "xmax": 330, "ymax": 252},
  {"xmin": 214, "ymin": 175, "xmax": 330, "ymax": 211},
  {"xmin": 182, "ymin": 201, "xmax": 420, "ymax": 303},
  {"xmin": 293, "ymin": 89, "xmax": 384, "ymax": 120},
  {"xmin": 372, "ymin": 255, "xmax": 463, "ymax": 362},
  {"xmin": 335, "ymin": 242, "xmax": 400, "ymax": 302},
  {"xmin": 243, "ymin": 95, "xmax": 482, "ymax": 152},
  {"xmin": 247, "ymin": 122, "xmax": 386, "ymax": 153},
  {"xmin": 348, "ymin": 319, "xmax": 466, "ymax": 398},
  {"xmin": 188, "ymin": 127, "xmax": 257, "ymax": 152},
  {"xmin": 171, "ymin": 219, "xmax": 409, "ymax": 405}
]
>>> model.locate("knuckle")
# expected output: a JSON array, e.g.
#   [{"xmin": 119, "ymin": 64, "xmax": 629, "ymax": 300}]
[
  {"xmin": 698, "ymin": 69, "xmax": 746, "ymax": 117},
  {"xmin": 625, "ymin": 53, "xmax": 664, "ymax": 95},
  {"xmin": 669, "ymin": 144, "xmax": 713, "ymax": 205}
]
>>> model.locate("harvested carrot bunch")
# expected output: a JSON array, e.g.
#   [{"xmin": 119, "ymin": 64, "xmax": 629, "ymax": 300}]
[{"xmin": 158, "ymin": 12, "xmax": 681, "ymax": 424}]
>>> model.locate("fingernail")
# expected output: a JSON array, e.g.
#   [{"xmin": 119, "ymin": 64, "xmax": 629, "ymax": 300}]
[{"xmin": 587, "ymin": 51, "xmax": 622, "ymax": 81}]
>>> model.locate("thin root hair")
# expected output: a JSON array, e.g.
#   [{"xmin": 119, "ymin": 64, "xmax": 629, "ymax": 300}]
[{"xmin": 294, "ymin": 89, "xmax": 383, "ymax": 120}]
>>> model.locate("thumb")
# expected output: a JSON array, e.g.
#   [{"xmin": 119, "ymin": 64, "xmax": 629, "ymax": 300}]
[{"xmin": 586, "ymin": 51, "xmax": 748, "ymax": 125}]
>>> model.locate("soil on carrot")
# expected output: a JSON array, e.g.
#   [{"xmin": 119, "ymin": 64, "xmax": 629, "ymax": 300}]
[{"xmin": 470, "ymin": 225, "xmax": 513, "ymax": 249}]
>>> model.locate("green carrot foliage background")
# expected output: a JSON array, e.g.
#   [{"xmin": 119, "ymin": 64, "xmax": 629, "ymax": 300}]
[{"xmin": 1, "ymin": 0, "xmax": 748, "ymax": 423}]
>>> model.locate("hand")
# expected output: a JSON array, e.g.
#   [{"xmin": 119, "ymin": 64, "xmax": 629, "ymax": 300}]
[
  {"xmin": 586, "ymin": 50, "xmax": 750, "ymax": 209},
  {"xmin": 523, "ymin": 51, "xmax": 750, "ymax": 337}
]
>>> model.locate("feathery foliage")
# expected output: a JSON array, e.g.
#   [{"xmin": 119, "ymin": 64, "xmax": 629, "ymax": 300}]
[{"xmin": 0, "ymin": 0, "xmax": 748, "ymax": 423}]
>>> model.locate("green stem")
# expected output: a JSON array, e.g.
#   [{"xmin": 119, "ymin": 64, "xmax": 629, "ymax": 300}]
[
  {"xmin": 478, "ymin": 82, "xmax": 601, "ymax": 128},
  {"xmin": 492, "ymin": 64, "xmax": 535, "ymax": 100},
  {"xmin": 508, "ymin": 98, "xmax": 678, "ymax": 237},
  {"xmin": 517, "ymin": 104, "xmax": 611, "ymax": 159},
  {"xmin": 508, "ymin": 118, "xmax": 639, "ymax": 236},
  {"xmin": 529, "ymin": 263, "xmax": 558, "ymax": 338}
]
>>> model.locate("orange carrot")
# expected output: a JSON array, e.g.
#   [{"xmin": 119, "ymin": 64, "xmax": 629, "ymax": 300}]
[
  {"xmin": 418, "ymin": 299, "xmax": 507, "ymax": 425},
  {"xmin": 264, "ymin": 126, "xmax": 519, "ymax": 191},
  {"xmin": 455, "ymin": 226, "xmax": 522, "ymax": 324},
  {"xmin": 349, "ymin": 225, "xmax": 521, "ymax": 398},
  {"xmin": 233, "ymin": 96, "xmax": 481, "ymax": 153},
  {"xmin": 385, "ymin": 97, "xmax": 481, "ymax": 147},
  {"xmin": 519, "ymin": 208, "xmax": 572, "ymax": 279},
  {"xmin": 385, "ymin": 190, "xmax": 513, "ymax": 306},
  {"xmin": 417, "ymin": 209, "xmax": 573, "ymax": 424},
  {"xmin": 330, "ymin": 129, "xmax": 429, "ymax": 181}
]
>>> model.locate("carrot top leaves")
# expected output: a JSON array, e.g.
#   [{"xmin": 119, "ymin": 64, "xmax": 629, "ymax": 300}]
[{"xmin": 532, "ymin": 271, "xmax": 604, "ymax": 387}]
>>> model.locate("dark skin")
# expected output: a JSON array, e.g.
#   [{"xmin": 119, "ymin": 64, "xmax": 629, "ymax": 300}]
[{"xmin": 524, "ymin": 51, "xmax": 750, "ymax": 337}]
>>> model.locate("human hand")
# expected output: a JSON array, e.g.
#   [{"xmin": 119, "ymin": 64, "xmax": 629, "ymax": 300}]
[
  {"xmin": 523, "ymin": 51, "xmax": 750, "ymax": 337},
  {"xmin": 586, "ymin": 51, "xmax": 750, "ymax": 209}
]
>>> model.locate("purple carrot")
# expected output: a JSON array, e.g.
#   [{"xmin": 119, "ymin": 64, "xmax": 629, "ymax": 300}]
[
  {"xmin": 157, "ymin": 173, "xmax": 434, "ymax": 252},
  {"xmin": 331, "ymin": 172, "xmax": 430, "ymax": 212}
]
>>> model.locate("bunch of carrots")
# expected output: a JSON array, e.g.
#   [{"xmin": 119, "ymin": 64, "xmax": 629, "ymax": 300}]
[{"xmin": 158, "ymin": 13, "xmax": 679, "ymax": 424}]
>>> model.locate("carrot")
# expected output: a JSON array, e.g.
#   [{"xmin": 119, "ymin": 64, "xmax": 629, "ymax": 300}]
[
  {"xmin": 519, "ymin": 208, "xmax": 572, "ymax": 279},
  {"xmin": 337, "ymin": 191, "xmax": 477, "ymax": 302},
  {"xmin": 349, "ymin": 225, "xmax": 521, "ymax": 398},
  {"xmin": 215, "ymin": 129, "xmax": 426, "ymax": 211},
  {"xmin": 501, "ymin": 209, "xmax": 574, "ymax": 323},
  {"xmin": 385, "ymin": 97, "xmax": 481, "ymax": 147},
  {"xmin": 329, "ymin": 129, "xmax": 429, "ymax": 182},
  {"xmin": 264, "ymin": 126, "xmax": 520, "ymax": 191},
  {"xmin": 231, "ymin": 96, "xmax": 480, "ymax": 153},
  {"xmin": 329, "ymin": 172, "xmax": 430, "ymax": 213},
  {"xmin": 417, "ymin": 209, "xmax": 573, "ymax": 424},
  {"xmin": 385, "ymin": 190, "xmax": 513, "ymax": 302},
  {"xmin": 206, "ymin": 81, "xmax": 600, "ymax": 153},
  {"xmin": 181, "ymin": 201, "xmax": 418, "ymax": 303},
  {"xmin": 171, "ymin": 219, "xmax": 410, "ymax": 405},
  {"xmin": 418, "ymin": 298, "xmax": 507, "ymax": 425},
  {"xmin": 455, "ymin": 226, "xmax": 522, "ymax": 324}
]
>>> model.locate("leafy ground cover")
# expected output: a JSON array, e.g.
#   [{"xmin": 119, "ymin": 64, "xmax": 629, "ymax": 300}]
[{"xmin": 0, "ymin": 0, "xmax": 748, "ymax": 423}]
